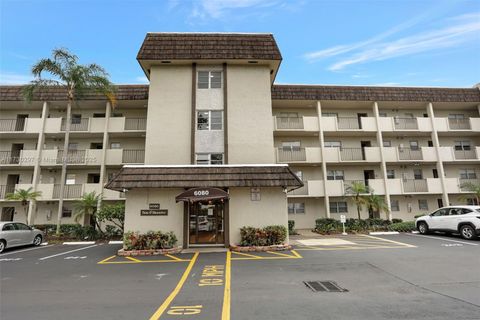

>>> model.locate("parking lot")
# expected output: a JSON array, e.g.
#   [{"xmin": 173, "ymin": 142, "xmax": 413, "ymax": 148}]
[{"xmin": 1, "ymin": 233, "xmax": 479, "ymax": 320}]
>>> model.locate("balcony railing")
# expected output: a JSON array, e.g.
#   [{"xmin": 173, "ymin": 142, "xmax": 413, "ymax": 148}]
[
  {"xmin": 398, "ymin": 147, "xmax": 423, "ymax": 160},
  {"xmin": 53, "ymin": 184, "xmax": 83, "ymax": 199},
  {"xmin": 61, "ymin": 118, "xmax": 89, "ymax": 131},
  {"xmin": 0, "ymin": 185, "xmax": 16, "ymax": 199},
  {"xmin": 449, "ymin": 118, "xmax": 470, "ymax": 130},
  {"xmin": 454, "ymin": 148, "xmax": 477, "ymax": 160},
  {"xmin": 403, "ymin": 179, "xmax": 428, "ymax": 192},
  {"xmin": 122, "ymin": 149, "xmax": 145, "ymax": 164},
  {"xmin": 56, "ymin": 150, "xmax": 86, "ymax": 164},
  {"xmin": 276, "ymin": 117, "xmax": 304, "ymax": 130},
  {"xmin": 0, "ymin": 118, "xmax": 26, "ymax": 131},
  {"xmin": 0, "ymin": 151, "xmax": 21, "ymax": 164},
  {"xmin": 459, "ymin": 179, "xmax": 479, "ymax": 192},
  {"xmin": 394, "ymin": 117, "xmax": 418, "ymax": 130},
  {"xmin": 343, "ymin": 180, "xmax": 370, "ymax": 194},
  {"xmin": 277, "ymin": 148, "xmax": 306, "ymax": 162},
  {"xmin": 337, "ymin": 117, "xmax": 360, "ymax": 129},
  {"xmin": 124, "ymin": 118, "xmax": 147, "ymax": 130},
  {"xmin": 340, "ymin": 148, "xmax": 364, "ymax": 161},
  {"xmin": 288, "ymin": 182, "xmax": 308, "ymax": 195}
]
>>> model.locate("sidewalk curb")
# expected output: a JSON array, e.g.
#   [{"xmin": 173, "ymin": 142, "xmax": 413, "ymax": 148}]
[
  {"xmin": 63, "ymin": 241, "xmax": 96, "ymax": 245},
  {"xmin": 369, "ymin": 231, "xmax": 399, "ymax": 235},
  {"xmin": 108, "ymin": 241, "xmax": 123, "ymax": 244}
]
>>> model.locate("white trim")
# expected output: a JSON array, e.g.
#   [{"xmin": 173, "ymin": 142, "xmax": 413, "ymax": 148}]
[
  {"xmin": 108, "ymin": 241, "xmax": 123, "ymax": 244},
  {"xmin": 39, "ymin": 244, "xmax": 98, "ymax": 260},
  {"xmin": 406, "ymin": 233, "xmax": 478, "ymax": 246},
  {"xmin": 369, "ymin": 231, "xmax": 399, "ymax": 235},
  {"xmin": 123, "ymin": 164, "xmax": 288, "ymax": 168},
  {"xmin": 0, "ymin": 244, "xmax": 54, "ymax": 256},
  {"xmin": 63, "ymin": 241, "xmax": 96, "ymax": 245}
]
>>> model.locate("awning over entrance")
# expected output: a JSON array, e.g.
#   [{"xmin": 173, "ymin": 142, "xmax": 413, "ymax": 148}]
[
  {"xmin": 104, "ymin": 164, "xmax": 303, "ymax": 191},
  {"xmin": 175, "ymin": 187, "xmax": 229, "ymax": 203}
]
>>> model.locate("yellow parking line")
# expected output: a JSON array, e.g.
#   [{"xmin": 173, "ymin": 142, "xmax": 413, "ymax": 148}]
[
  {"xmin": 165, "ymin": 254, "xmax": 183, "ymax": 261},
  {"xmin": 149, "ymin": 252, "xmax": 199, "ymax": 320},
  {"xmin": 97, "ymin": 255, "xmax": 116, "ymax": 264},
  {"xmin": 266, "ymin": 251, "xmax": 298, "ymax": 258},
  {"xmin": 222, "ymin": 250, "xmax": 231, "ymax": 320},
  {"xmin": 290, "ymin": 250, "xmax": 303, "ymax": 258},
  {"xmin": 231, "ymin": 251, "xmax": 262, "ymax": 259},
  {"xmin": 360, "ymin": 234, "xmax": 416, "ymax": 247},
  {"xmin": 126, "ymin": 256, "xmax": 142, "ymax": 262}
]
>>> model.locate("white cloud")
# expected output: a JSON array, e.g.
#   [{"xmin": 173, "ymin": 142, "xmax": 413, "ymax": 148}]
[
  {"xmin": 304, "ymin": 12, "xmax": 480, "ymax": 71},
  {"xmin": 0, "ymin": 72, "xmax": 32, "ymax": 85},
  {"xmin": 188, "ymin": 0, "xmax": 280, "ymax": 19}
]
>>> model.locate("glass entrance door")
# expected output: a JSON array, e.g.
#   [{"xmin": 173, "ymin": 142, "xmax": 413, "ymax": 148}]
[{"xmin": 189, "ymin": 201, "xmax": 224, "ymax": 245}]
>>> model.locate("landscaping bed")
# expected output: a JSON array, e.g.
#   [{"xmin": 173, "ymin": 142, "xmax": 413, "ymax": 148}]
[
  {"xmin": 314, "ymin": 218, "xmax": 415, "ymax": 234},
  {"xmin": 230, "ymin": 244, "xmax": 292, "ymax": 252},
  {"xmin": 117, "ymin": 246, "xmax": 182, "ymax": 256}
]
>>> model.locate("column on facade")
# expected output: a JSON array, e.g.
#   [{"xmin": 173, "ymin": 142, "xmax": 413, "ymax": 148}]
[
  {"xmin": 372, "ymin": 102, "xmax": 392, "ymax": 220},
  {"xmin": 427, "ymin": 102, "xmax": 449, "ymax": 206},
  {"xmin": 27, "ymin": 101, "xmax": 48, "ymax": 225},
  {"xmin": 316, "ymin": 101, "xmax": 330, "ymax": 218},
  {"xmin": 98, "ymin": 101, "xmax": 111, "ymax": 208},
  {"xmin": 56, "ymin": 102, "xmax": 72, "ymax": 229}
]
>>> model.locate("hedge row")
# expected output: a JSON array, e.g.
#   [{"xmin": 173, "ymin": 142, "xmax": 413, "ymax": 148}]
[
  {"xmin": 315, "ymin": 218, "xmax": 403, "ymax": 234},
  {"xmin": 123, "ymin": 231, "xmax": 178, "ymax": 250},
  {"xmin": 387, "ymin": 221, "xmax": 416, "ymax": 232},
  {"xmin": 34, "ymin": 224, "xmax": 121, "ymax": 240},
  {"xmin": 240, "ymin": 225, "xmax": 287, "ymax": 246}
]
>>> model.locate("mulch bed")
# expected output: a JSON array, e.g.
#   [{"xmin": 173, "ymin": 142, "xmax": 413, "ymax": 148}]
[
  {"xmin": 117, "ymin": 246, "xmax": 182, "ymax": 256},
  {"xmin": 230, "ymin": 244, "xmax": 292, "ymax": 252}
]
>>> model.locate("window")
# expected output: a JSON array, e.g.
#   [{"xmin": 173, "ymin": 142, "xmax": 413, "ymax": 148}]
[
  {"xmin": 295, "ymin": 171, "xmax": 303, "ymax": 181},
  {"xmin": 431, "ymin": 208, "xmax": 449, "ymax": 216},
  {"xmin": 409, "ymin": 141, "xmax": 419, "ymax": 150},
  {"xmin": 66, "ymin": 174, "xmax": 76, "ymax": 185},
  {"xmin": 324, "ymin": 141, "xmax": 341, "ymax": 148},
  {"xmin": 448, "ymin": 114, "xmax": 465, "ymax": 120},
  {"xmin": 327, "ymin": 170, "xmax": 344, "ymax": 180},
  {"xmin": 418, "ymin": 199, "xmax": 428, "ymax": 210},
  {"xmin": 413, "ymin": 169, "xmax": 423, "ymax": 180},
  {"xmin": 195, "ymin": 153, "xmax": 223, "ymax": 165},
  {"xmin": 112, "ymin": 112, "xmax": 123, "ymax": 117},
  {"xmin": 93, "ymin": 113, "xmax": 105, "ymax": 118},
  {"xmin": 2, "ymin": 223, "xmax": 15, "ymax": 231},
  {"xmin": 455, "ymin": 141, "xmax": 471, "ymax": 151},
  {"xmin": 87, "ymin": 173, "xmax": 100, "ymax": 183},
  {"xmin": 379, "ymin": 112, "xmax": 388, "ymax": 117},
  {"xmin": 383, "ymin": 140, "xmax": 392, "ymax": 147},
  {"xmin": 466, "ymin": 198, "xmax": 479, "ymax": 205},
  {"xmin": 322, "ymin": 112, "xmax": 338, "ymax": 117},
  {"xmin": 250, "ymin": 188, "xmax": 261, "ymax": 201},
  {"xmin": 197, "ymin": 71, "xmax": 222, "ymax": 89},
  {"xmin": 391, "ymin": 200, "xmax": 400, "ymax": 211},
  {"xmin": 330, "ymin": 201, "xmax": 348, "ymax": 213},
  {"xmin": 282, "ymin": 141, "xmax": 301, "ymax": 151},
  {"xmin": 68, "ymin": 143, "xmax": 78, "ymax": 150},
  {"xmin": 387, "ymin": 170, "xmax": 395, "ymax": 179},
  {"xmin": 197, "ymin": 111, "xmax": 223, "ymax": 130},
  {"xmin": 459, "ymin": 169, "xmax": 476, "ymax": 179},
  {"xmin": 288, "ymin": 203, "xmax": 305, "ymax": 214},
  {"xmin": 62, "ymin": 208, "xmax": 72, "ymax": 218},
  {"xmin": 71, "ymin": 114, "xmax": 82, "ymax": 124},
  {"xmin": 279, "ymin": 112, "xmax": 298, "ymax": 118}
]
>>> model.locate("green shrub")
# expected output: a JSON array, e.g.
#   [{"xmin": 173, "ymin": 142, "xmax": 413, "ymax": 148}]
[
  {"xmin": 315, "ymin": 218, "xmax": 398, "ymax": 234},
  {"xmin": 392, "ymin": 218, "xmax": 403, "ymax": 224},
  {"xmin": 123, "ymin": 231, "xmax": 177, "ymax": 250},
  {"xmin": 388, "ymin": 221, "xmax": 416, "ymax": 232},
  {"xmin": 288, "ymin": 220, "xmax": 295, "ymax": 234},
  {"xmin": 239, "ymin": 225, "xmax": 287, "ymax": 246},
  {"xmin": 315, "ymin": 218, "xmax": 341, "ymax": 234}
]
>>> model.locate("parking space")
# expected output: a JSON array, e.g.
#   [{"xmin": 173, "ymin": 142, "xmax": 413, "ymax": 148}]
[{"xmin": 1, "ymin": 234, "xmax": 480, "ymax": 319}]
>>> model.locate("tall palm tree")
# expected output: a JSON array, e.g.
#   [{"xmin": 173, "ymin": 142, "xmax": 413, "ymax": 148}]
[
  {"xmin": 366, "ymin": 193, "xmax": 390, "ymax": 220},
  {"xmin": 23, "ymin": 48, "xmax": 116, "ymax": 234},
  {"xmin": 6, "ymin": 187, "xmax": 42, "ymax": 224},
  {"xmin": 74, "ymin": 192, "xmax": 103, "ymax": 232},
  {"xmin": 459, "ymin": 181, "xmax": 480, "ymax": 204},
  {"xmin": 345, "ymin": 181, "xmax": 368, "ymax": 220}
]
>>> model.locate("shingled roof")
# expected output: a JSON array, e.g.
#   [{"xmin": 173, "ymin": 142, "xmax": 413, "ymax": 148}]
[
  {"xmin": 0, "ymin": 85, "xmax": 148, "ymax": 101},
  {"xmin": 105, "ymin": 165, "xmax": 303, "ymax": 191},
  {"xmin": 271, "ymin": 85, "xmax": 480, "ymax": 102},
  {"xmin": 137, "ymin": 33, "xmax": 282, "ymax": 61}
]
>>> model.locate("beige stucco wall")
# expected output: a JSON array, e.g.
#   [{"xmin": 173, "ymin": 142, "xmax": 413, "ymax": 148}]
[
  {"xmin": 145, "ymin": 65, "xmax": 192, "ymax": 164},
  {"xmin": 287, "ymin": 198, "xmax": 324, "ymax": 229},
  {"xmin": 227, "ymin": 65, "xmax": 275, "ymax": 164},
  {"xmin": 124, "ymin": 188, "xmax": 185, "ymax": 246},
  {"xmin": 228, "ymin": 187, "xmax": 288, "ymax": 245}
]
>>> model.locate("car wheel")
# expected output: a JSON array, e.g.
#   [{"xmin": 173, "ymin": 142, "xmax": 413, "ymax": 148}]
[
  {"xmin": 417, "ymin": 222, "xmax": 429, "ymax": 234},
  {"xmin": 460, "ymin": 225, "xmax": 475, "ymax": 240},
  {"xmin": 0, "ymin": 240, "xmax": 5, "ymax": 253},
  {"xmin": 33, "ymin": 235, "xmax": 43, "ymax": 246}
]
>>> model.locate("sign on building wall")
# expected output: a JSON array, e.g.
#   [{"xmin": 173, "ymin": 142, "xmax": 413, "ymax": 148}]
[
  {"xmin": 250, "ymin": 187, "xmax": 261, "ymax": 201},
  {"xmin": 140, "ymin": 203, "xmax": 168, "ymax": 216}
]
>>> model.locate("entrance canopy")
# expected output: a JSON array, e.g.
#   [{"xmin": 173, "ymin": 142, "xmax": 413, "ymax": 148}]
[
  {"xmin": 176, "ymin": 187, "xmax": 229, "ymax": 203},
  {"xmin": 104, "ymin": 164, "xmax": 303, "ymax": 191}
]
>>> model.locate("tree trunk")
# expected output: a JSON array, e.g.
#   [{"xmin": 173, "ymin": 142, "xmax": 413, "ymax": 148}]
[{"xmin": 24, "ymin": 205, "xmax": 28, "ymax": 224}]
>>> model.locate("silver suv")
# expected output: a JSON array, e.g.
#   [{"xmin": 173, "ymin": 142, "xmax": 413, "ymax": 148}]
[
  {"xmin": 415, "ymin": 206, "xmax": 480, "ymax": 240},
  {"xmin": 0, "ymin": 222, "xmax": 44, "ymax": 253}
]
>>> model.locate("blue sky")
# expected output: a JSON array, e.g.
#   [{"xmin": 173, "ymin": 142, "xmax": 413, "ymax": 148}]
[{"xmin": 1, "ymin": 0, "xmax": 479, "ymax": 87}]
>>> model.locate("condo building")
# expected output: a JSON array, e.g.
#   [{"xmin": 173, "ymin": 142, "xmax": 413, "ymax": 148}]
[{"xmin": 1, "ymin": 33, "xmax": 479, "ymax": 248}]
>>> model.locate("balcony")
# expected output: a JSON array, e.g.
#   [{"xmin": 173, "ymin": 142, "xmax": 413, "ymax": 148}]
[
  {"xmin": 288, "ymin": 182, "xmax": 308, "ymax": 195},
  {"xmin": 454, "ymin": 148, "xmax": 477, "ymax": 160},
  {"xmin": 0, "ymin": 118, "xmax": 27, "ymax": 132},
  {"xmin": 61, "ymin": 118, "xmax": 89, "ymax": 131},
  {"xmin": 276, "ymin": 148, "xmax": 321, "ymax": 163},
  {"xmin": 459, "ymin": 179, "xmax": 480, "ymax": 192},
  {"xmin": 56, "ymin": 150, "xmax": 86, "ymax": 164},
  {"xmin": 343, "ymin": 180, "xmax": 371, "ymax": 194},
  {"xmin": 321, "ymin": 116, "xmax": 377, "ymax": 131},
  {"xmin": 448, "ymin": 118, "xmax": 471, "ymax": 130},
  {"xmin": 394, "ymin": 117, "xmax": 418, "ymax": 130},
  {"xmin": 0, "ymin": 185, "xmax": 16, "ymax": 199},
  {"xmin": 340, "ymin": 148, "xmax": 364, "ymax": 161},
  {"xmin": 398, "ymin": 148, "xmax": 423, "ymax": 160},
  {"xmin": 273, "ymin": 116, "xmax": 319, "ymax": 132},
  {"xmin": 402, "ymin": 179, "xmax": 428, "ymax": 193},
  {"xmin": 0, "ymin": 151, "xmax": 21, "ymax": 164},
  {"xmin": 325, "ymin": 180, "xmax": 344, "ymax": 196},
  {"xmin": 53, "ymin": 184, "xmax": 83, "ymax": 199},
  {"xmin": 124, "ymin": 118, "xmax": 147, "ymax": 131},
  {"xmin": 122, "ymin": 149, "xmax": 145, "ymax": 164}
]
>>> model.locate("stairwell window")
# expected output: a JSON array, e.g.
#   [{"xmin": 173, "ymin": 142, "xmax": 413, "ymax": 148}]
[
  {"xmin": 197, "ymin": 111, "xmax": 223, "ymax": 130},
  {"xmin": 330, "ymin": 201, "xmax": 347, "ymax": 213},
  {"xmin": 196, "ymin": 153, "xmax": 223, "ymax": 165},
  {"xmin": 288, "ymin": 203, "xmax": 305, "ymax": 214},
  {"xmin": 198, "ymin": 71, "xmax": 222, "ymax": 89}
]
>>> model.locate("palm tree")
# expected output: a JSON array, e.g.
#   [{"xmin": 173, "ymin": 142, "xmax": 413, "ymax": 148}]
[
  {"xmin": 366, "ymin": 193, "xmax": 390, "ymax": 220},
  {"xmin": 74, "ymin": 192, "xmax": 103, "ymax": 232},
  {"xmin": 23, "ymin": 48, "xmax": 116, "ymax": 234},
  {"xmin": 5, "ymin": 187, "xmax": 42, "ymax": 224},
  {"xmin": 345, "ymin": 181, "xmax": 368, "ymax": 220},
  {"xmin": 459, "ymin": 181, "xmax": 480, "ymax": 204}
]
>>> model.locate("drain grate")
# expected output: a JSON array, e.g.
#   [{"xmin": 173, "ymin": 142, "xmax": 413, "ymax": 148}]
[{"xmin": 304, "ymin": 281, "xmax": 348, "ymax": 292}]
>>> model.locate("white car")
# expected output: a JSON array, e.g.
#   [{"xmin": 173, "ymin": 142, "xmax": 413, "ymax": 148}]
[
  {"xmin": 415, "ymin": 205, "xmax": 480, "ymax": 240},
  {"xmin": 0, "ymin": 222, "xmax": 44, "ymax": 253}
]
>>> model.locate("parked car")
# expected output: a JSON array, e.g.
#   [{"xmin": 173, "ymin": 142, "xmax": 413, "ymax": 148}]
[
  {"xmin": 0, "ymin": 222, "xmax": 44, "ymax": 253},
  {"xmin": 415, "ymin": 206, "xmax": 480, "ymax": 240}
]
